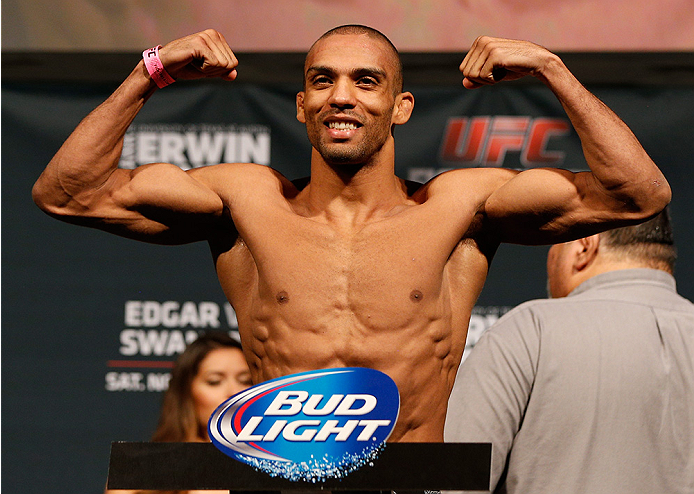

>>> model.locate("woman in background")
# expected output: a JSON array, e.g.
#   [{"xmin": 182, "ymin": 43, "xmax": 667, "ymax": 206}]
[{"xmin": 107, "ymin": 331, "xmax": 252, "ymax": 494}]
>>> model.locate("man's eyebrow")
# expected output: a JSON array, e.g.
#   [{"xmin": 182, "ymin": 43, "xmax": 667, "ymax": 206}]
[
  {"xmin": 305, "ymin": 65, "xmax": 387, "ymax": 79},
  {"xmin": 351, "ymin": 67, "xmax": 387, "ymax": 79},
  {"xmin": 305, "ymin": 65, "xmax": 336, "ymax": 77}
]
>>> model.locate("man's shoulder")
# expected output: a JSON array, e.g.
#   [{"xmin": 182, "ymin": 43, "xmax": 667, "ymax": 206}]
[
  {"xmin": 195, "ymin": 161, "xmax": 284, "ymax": 177},
  {"xmin": 407, "ymin": 168, "xmax": 522, "ymax": 241},
  {"xmin": 431, "ymin": 167, "xmax": 518, "ymax": 183},
  {"xmin": 422, "ymin": 167, "xmax": 519, "ymax": 198},
  {"xmin": 192, "ymin": 162, "xmax": 296, "ymax": 192}
]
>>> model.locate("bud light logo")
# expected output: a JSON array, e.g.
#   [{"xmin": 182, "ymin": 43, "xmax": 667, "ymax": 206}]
[{"xmin": 208, "ymin": 368, "xmax": 400, "ymax": 482}]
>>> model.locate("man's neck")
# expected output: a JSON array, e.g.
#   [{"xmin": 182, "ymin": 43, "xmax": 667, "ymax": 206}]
[{"xmin": 303, "ymin": 150, "xmax": 409, "ymax": 226}]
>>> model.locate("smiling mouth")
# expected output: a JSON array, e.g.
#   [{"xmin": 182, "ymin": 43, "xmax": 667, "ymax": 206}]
[{"xmin": 327, "ymin": 121, "xmax": 360, "ymax": 130}]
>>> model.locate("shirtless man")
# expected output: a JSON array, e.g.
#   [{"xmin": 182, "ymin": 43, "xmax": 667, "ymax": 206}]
[{"xmin": 32, "ymin": 26, "xmax": 670, "ymax": 442}]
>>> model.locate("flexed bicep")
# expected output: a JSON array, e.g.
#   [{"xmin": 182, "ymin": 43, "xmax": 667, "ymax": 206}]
[
  {"xmin": 483, "ymin": 167, "xmax": 649, "ymax": 245},
  {"xmin": 47, "ymin": 163, "xmax": 227, "ymax": 245}
]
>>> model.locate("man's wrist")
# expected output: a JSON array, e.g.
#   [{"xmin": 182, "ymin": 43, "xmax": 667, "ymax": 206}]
[
  {"xmin": 534, "ymin": 53, "xmax": 571, "ymax": 89},
  {"xmin": 142, "ymin": 45, "xmax": 176, "ymax": 89}
]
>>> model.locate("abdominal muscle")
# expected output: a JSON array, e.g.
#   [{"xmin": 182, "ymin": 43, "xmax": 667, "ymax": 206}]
[
  {"xmin": 212, "ymin": 213, "xmax": 484, "ymax": 442},
  {"xmin": 219, "ymin": 250, "xmax": 473, "ymax": 442},
  {"xmin": 250, "ymin": 305, "xmax": 459, "ymax": 441}
]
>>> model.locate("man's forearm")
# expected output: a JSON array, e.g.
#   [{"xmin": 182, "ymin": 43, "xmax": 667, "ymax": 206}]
[
  {"xmin": 540, "ymin": 57, "xmax": 671, "ymax": 215},
  {"xmin": 32, "ymin": 61, "xmax": 157, "ymax": 213}
]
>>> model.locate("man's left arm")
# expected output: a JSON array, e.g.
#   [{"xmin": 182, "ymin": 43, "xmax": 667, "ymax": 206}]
[{"xmin": 461, "ymin": 37, "xmax": 671, "ymax": 244}]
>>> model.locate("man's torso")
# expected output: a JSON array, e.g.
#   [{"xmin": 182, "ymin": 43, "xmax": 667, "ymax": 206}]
[{"xmin": 199, "ymin": 163, "xmax": 502, "ymax": 441}]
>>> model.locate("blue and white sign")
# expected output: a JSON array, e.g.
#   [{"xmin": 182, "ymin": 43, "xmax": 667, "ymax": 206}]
[{"xmin": 208, "ymin": 367, "xmax": 400, "ymax": 482}]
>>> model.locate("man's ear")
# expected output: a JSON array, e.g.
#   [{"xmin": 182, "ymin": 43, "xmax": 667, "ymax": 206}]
[
  {"xmin": 296, "ymin": 91, "xmax": 306, "ymax": 123},
  {"xmin": 574, "ymin": 234, "xmax": 600, "ymax": 271},
  {"xmin": 392, "ymin": 91, "xmax": 414, "ymax": 125}
]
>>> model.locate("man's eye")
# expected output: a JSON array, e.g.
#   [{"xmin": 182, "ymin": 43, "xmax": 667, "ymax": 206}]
[
  {"xmin": 357, "ymin": 77, "xmax": 378, "ymax": 87},
  {"xmin": 313, "ymin": 76, "xmax": 331, "ymax": 85}
]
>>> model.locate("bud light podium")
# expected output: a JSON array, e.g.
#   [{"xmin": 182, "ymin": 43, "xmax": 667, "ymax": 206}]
[{"xmin": 107, "ymin": 442, "xmax": 491, "ymax": 491}]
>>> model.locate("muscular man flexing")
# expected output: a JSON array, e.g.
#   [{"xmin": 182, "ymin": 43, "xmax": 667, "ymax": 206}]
[{"xmin": 33, "ymin": 26, "xmax": 670, "ymax": 442}]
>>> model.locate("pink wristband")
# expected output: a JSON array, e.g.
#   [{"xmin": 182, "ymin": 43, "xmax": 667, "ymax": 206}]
[{"xmin": 142, "ymin": 45, "xmax": 175, "ymax": 88}]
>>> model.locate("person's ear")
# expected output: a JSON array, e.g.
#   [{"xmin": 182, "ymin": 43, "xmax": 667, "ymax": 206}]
[
  {"xmin": 392, "ymin": 92, "xmax": 414, "ymax": 125},
  {"xmin": 574, "ymin": 234, "xmax": 600, "ymax": 272},
  {"xmin": 296, "ymin": 91, "xmax": 306, "ymax": 123}
]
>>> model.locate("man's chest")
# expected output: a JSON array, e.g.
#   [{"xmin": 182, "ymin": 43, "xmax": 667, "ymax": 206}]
[
  {"xmin": 249, "ymin": 211, "xmax": 454, "ymax": 288},
  {"xmin": 218, "ymin": 207, "xmax": 487, "ymax": 322}
]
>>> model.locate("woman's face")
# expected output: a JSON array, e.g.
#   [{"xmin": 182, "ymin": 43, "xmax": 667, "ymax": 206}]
[{"xmin": 190, "ymin": 347, "xmax": 252, "ymax": 439}]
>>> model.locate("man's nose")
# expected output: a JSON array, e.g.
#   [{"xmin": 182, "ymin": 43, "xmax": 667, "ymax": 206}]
[{"xmin": 328, "ymin": 78, "xmax": 357, "ymax": 108}]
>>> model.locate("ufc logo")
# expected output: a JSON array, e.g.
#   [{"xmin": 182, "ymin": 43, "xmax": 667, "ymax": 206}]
[{"xmin": 440, "ymin": 116, "xmax": 571, "ymax": 167}]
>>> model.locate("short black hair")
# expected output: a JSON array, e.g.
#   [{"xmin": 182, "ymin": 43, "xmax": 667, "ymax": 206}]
[{"xmin": 601, "ymin": 207, "xmax": 677, "ymax": 273}]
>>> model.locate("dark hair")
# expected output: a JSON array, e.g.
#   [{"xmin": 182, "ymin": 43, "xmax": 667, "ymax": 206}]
[
  {"xmin": 601, "ymin": 207, "xmax": 677, "ymax": 273},
  {"xmin": 151, "ymin": 331, "xmax": 244, "ymax": 443},
  {"xmin": 305, "ymin": 24, "xmax": 404, "ymax": 93}
]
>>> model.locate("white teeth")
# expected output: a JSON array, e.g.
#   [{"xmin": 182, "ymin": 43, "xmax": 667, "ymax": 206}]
[{"xmin": 328, "ymin": 122, "xmax": 357, "ymax": 130}]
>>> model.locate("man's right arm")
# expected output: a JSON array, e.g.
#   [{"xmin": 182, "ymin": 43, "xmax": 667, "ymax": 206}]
[{"xmin": 32, "ymin": 30, "xmax": 239, "ymax": 244}]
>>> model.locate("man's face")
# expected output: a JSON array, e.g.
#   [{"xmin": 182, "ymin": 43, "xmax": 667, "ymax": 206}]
[{"xmin": 296, "ymin": 33, "xmax": 407, "ymax": 166}]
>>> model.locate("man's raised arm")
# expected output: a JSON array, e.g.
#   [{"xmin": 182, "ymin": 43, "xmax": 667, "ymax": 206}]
[
  {"xmin": 32, "ymin": 30, "xmax": 239, "ymax": 244},
  {"xmin": 460, "ymin": 36, "xmax": 671, "ymax": 244}
]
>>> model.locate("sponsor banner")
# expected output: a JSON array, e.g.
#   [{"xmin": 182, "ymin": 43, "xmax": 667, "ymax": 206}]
[
  {"xmin": 209, "ymin": 368, "xmax": 400, "ymax": 482},
  {"xmin": 105, "ymin": 300, "xmax": 240, "ymax": 392},
  {"xmin": 120, "ymin": 123, "xmax": 271, "ymax": 170},
  {"xmin": 439, "ymin": 116, "xmax": 572, "ymax": 169}
]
